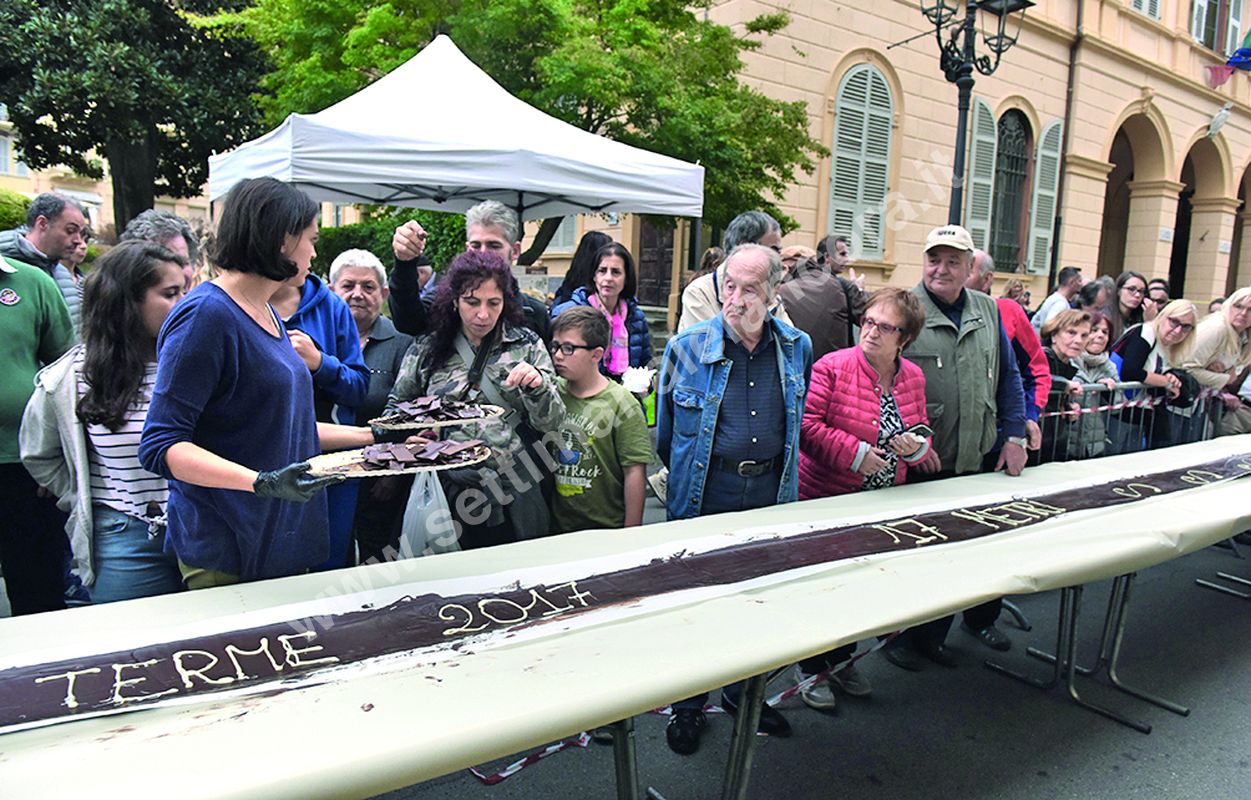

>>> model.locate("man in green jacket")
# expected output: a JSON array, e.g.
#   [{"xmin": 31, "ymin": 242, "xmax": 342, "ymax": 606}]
[
  {"xmin": 884, "ymin": 225, "xmax": 1027, "ymax": 669},
  {"xmin": 1, "ymin": 255, "xmax": 74, "ymax": 614}
]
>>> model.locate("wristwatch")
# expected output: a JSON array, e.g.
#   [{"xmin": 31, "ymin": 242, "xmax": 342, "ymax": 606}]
[{"xmin": 1006, "ymin": 436, "xmax": 1028, "ymax": 449}]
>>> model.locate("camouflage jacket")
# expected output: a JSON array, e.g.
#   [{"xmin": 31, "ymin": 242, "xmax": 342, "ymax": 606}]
[{"xmin": 387, "ymin": 324, "xmax": 565, "ymax": 495}]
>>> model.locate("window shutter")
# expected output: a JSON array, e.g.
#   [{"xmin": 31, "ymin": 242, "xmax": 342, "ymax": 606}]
[
  {"xmin": 1228, "ymin": 0, "xmax": 1243, "ymax": 53},
  {"xmin": 1192, "ymin": 0, "xmax": 1208, "ymax": 41},
  {"xmin": 1027, "ymin": 120, "xmax": 1064, "ymax": 276},
  {"xmin": 1131, "ymin": 0, "xmax": 1161, "ymax": 19},
  {"xmin": 965, "ymin": 97, "xmax": 997, "ymax": 251},
  {"xmin": 828, "ymin": 64, "xmax": 893, "ymax": 259}
]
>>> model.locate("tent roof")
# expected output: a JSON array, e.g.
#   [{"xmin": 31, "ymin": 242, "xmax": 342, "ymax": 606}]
[{"xmin": 208, "ymin": 36, "xmax": 704, "ymax": 219}]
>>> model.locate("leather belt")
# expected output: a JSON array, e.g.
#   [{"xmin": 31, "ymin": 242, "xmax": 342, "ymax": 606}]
[{"xmin": 710, "ymin": 455, "xmax": 781, "ymax": 478}]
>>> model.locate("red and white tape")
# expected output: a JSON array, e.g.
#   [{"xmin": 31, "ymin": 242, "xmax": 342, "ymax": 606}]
[
  {"xmin": 468, "ymin": 731, "xmax": 592, "ymax": 785},
  {"xmin": 1037, "ymin": 388, "xmax": 1217, "ymax": 420}
]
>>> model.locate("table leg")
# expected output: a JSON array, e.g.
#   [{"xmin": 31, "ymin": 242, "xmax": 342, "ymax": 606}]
[
  {"xmin": 719, "ymin": 673, "xmax": 767, "ymax": 800},
  {"xmin": 611, "ymin": 717, "xmax": 639, "ymax": 800}
]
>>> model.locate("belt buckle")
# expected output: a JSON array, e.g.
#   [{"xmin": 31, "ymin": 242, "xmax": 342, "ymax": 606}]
[{"xmin": 736, "ymin": 459, "xmax": 760, "ymax": 478}]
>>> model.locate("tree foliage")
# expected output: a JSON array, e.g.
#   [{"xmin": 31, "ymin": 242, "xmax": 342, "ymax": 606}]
[
  {"xmin": 0, "ymin": 0, "xmax": 267, "ymax": 230},
  {"xmin": 313, "ymin": 208, "xmax": 465, "ymax": 278},
  {"xmin": 220, "ymin": 0, "xmax": 826, "ymax": 233},
  {"xmin": 0, "ymin": 188, "xmax": 31, "ymax": 232}
]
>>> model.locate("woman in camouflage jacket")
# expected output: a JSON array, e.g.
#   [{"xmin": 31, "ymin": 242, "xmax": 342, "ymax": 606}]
[{"xmin": 387, "ymin": 250, "xmax": 564, "ymax": 547}]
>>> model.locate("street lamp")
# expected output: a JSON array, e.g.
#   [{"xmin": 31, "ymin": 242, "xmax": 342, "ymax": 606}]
[{"xmin": 920, "ymin": 0, "xmax": 1034, "ymax": 225}]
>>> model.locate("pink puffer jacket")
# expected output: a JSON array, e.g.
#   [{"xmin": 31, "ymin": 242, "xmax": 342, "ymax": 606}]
[{"xmin": 799, "ymin": 346, "xmax": 930, "ymax": 499}]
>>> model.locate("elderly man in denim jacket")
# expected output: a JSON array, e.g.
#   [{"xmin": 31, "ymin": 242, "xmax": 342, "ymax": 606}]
[{"xmin": 655, "ymin": 243, "xmax": 813, "ymax": 755}]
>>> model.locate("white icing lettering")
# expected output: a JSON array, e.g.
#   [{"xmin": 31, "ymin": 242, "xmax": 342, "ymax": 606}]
[
  {"xmin": 478, "ymin": 597, "xmax": 531, "ymax": 625},
  {"xmin": 111, "ymin": 660, "xmax": 176, "ymax": 705},
  {"xmin": 225, "ymin": 638, "xmax": 285, "ymax": 680},
  {"xmin": 173, "ymin": 650, "xmax": 235, "ymax": 690},
  {"xmin": 439, "ymin": 603, "xmax": 488, "ymax": 636},
  {"xmin": 551, "ymin": 580, "xmax": 595, "ymax": 607},
  {"xmin": 34, "ymin": 667, "xmax": 102, "ymax": 710},
  {"xmin": 277, "ymin": 632, "xmax": 340, "ymax": 669}
]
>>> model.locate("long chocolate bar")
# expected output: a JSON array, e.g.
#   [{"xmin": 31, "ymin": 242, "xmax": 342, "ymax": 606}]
[{"xmin": 2, "ymin": 453, "xmax": 1247, "ymax": 731}]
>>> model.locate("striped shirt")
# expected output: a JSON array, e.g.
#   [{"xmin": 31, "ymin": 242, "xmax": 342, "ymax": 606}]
[{"xmin": 75, "ymin": 351, "xmax": 168, "ymax": 522}]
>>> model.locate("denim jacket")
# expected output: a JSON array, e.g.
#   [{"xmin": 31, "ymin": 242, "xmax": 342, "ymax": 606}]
[{"xmin": 656, "ymin": 314, "xmax": 812, "ymax": 520}]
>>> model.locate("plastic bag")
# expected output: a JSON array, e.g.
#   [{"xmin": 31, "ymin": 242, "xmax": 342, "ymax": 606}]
[{"xmin": 398, "ymin": 471, "xmax": 459, "ymax": 558}]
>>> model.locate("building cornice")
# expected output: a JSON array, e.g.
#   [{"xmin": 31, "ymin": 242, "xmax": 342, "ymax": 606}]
[{"xmin": 1065, "ymin": 154, "xmax": 1115, "ymax": 181}]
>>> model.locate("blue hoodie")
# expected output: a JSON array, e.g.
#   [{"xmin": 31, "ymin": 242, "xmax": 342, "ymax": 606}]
[
  {"xmin": 284, "ymin": 273, "xmax": 368, "ymax": 571},
  {"xmin": 285, "ymin": 273, "xmax": 369, "ymax": 425}
]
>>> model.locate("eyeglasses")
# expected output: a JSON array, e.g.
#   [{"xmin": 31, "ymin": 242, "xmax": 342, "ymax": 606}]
[
  {"xmin": 861, "ymin": 316, "xmax": 901, "ymax": 336},
  {"xmin": 549, "ymin": 341, "xmax": 596, "ymax": 356},
  {"xmin": 1122, "ymin": 285, "xmax": 1145, "ymax": 296},
  {"xmin": 1165, "ymin": 317, "xmax": 1194, "ymax": 333}
]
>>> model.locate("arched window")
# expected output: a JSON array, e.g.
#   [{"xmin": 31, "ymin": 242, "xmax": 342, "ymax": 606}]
[
  {"xmin": 828, "ymin": 64, "xmax": 893, "ymax": 260},
  {"xmin": 967, "ymin": 101, "xmax": 1063, "ymax": 274},
  {"xmin": 990, "ymin": 110, "xmax": 1033, "ymax": 273}
]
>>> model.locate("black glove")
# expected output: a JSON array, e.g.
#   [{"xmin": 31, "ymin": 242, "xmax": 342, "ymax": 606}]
[
  {"xmin": 371, "ymin": 424, "xmax": 410, "ymax": 444},
  {"xmin": 253, "ymin": 462, "xmax": 344, "ymax": 502}
]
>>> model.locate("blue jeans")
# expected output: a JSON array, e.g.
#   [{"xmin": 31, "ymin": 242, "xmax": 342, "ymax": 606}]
[
  {"xmin": 672, "ymin": 466, "xmax": 781, "ymax": 712},
  {"xmin": 88, "ymin": 505, "xmax": 184, "ymax": 604}
]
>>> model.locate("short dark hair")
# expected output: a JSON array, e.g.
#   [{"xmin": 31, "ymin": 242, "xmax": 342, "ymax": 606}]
[
  {"xmin": 552, "ymin": 305, "xmax": 610, "ymax": 350},
  {"xmin": 587, "ymin": 242, "xmax": 638, "ymax": 300},
  {"xmin": 816, "ymin": 234, "xmax": 849, "ymax": 255},
  {"xmin": 1078, "ymin": 281, "xmax": 1103, "ymax": 307},
  {"xmin": 26, "ymin": 193, "xmax": 86, "ymax": 228},
  {"xmin": 210, "ymin": 178, "xmax": 319, "ymax": 281},
  {"xmin": 1056, "ymin": 266, "xmax": 1082, "ymax": 289}
]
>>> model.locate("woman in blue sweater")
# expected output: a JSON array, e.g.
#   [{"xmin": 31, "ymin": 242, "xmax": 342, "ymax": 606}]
[
  {"xmin": 550, "ymin": 242, "xmax": 652, "ymax": 377},
  {"xmin": 139, "ymin": 178, "xmax": 376, "ymax": 587}
]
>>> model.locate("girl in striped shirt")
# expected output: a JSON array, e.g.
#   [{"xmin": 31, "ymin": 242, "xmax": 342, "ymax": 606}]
[{"xmin": 21, "ymin": 241, "xmax": 188, "ymax": 603}]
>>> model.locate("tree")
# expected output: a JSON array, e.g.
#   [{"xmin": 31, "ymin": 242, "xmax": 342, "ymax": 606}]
[
  {"xmin": 0, "ymin": 0, "xmax": 266, "ymax": 231},
  {"xmin": 219, "ymin": 0, "xmax": 826, "ymax": 261}
]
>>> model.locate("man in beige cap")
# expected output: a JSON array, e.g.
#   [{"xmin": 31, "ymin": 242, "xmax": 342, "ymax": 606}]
[{"xmin": 883, "ymin": 224, "xmax": 1027, "ymax": 670}]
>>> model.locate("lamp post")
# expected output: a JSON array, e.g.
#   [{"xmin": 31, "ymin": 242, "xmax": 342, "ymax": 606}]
[{"xmin": 920, "ymin": 0, "xmax": 1034, "ymax": 225}]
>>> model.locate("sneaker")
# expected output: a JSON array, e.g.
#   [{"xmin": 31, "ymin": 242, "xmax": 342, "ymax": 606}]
[
  {"xmin": 800, "ymin": 679, "xmax": 838, "ymax": 712},
  {"xmin": 721, "ymin": 692, "xmax": 792, "ymax": 737},
  {"xmin": 962, "ymin": 622, "xmax": 1011, "ymax": 652},
  {"xmin": 647, "ymin": 468, "xmax": 668, "ymax": 502},
  {"xmin": 830, "ymin": 664, "xmax": 873, "ymax": 697},
  {"xmin": 591, "ymin": 725, "xmax": 615, "ymax": 745},
  {"xmin": 665, "ymin": 708, "xmax": 706, "ymax": 755}
]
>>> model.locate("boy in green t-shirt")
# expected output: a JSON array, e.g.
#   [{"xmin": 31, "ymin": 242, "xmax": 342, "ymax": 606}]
[{"xmin": 549, "ymin": 306, "xmax": 653, "ymax": 534}]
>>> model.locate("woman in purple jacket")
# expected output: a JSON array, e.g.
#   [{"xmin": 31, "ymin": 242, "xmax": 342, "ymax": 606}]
[{"xmin": 794, "ymin": 287, "xmax": 931, "ymax": 714}]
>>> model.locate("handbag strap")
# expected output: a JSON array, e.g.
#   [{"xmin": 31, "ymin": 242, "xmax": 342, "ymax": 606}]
[{"xmin": 453, "ymin": 330, "xmax": 513, "ymax": 412}]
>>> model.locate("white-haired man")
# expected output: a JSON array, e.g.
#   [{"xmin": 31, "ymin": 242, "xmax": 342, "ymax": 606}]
[{"xmin": 657, "ymin": 242, "xmax": 813, "ymax": 754}]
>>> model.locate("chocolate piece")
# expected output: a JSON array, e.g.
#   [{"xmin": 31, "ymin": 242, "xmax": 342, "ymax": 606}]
[
  {"xmin": 383, "ymin": 396, "xmax": 492, "ymax": 425},
  {"xmin": 3, "ymin": 454, "xmax": 1247, "ymax": 731}
]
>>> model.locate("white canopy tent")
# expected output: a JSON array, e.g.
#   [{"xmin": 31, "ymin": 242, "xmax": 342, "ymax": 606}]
[{"xmin": 208, "ymin": 35, "xmax": 704, "ymax": 220}]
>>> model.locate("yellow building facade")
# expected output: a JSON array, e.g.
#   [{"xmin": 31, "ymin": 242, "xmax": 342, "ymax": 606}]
[{"xmin": 700, "ymin": 0, "xmax": 1251, "ymax": 304}]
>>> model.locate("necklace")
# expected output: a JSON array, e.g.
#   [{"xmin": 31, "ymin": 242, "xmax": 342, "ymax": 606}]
[{"xmin": 216, "ymin": 277, "xmax": 276, "ymax": 332}]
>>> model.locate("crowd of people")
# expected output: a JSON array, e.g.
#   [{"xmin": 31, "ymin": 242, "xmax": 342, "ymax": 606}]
[{"xmin": 3, "ymin": 187, "xmax": 1249, "ymax": 755}]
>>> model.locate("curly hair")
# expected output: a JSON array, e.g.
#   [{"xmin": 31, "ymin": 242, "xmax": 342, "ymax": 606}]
[
  {"xmin": 77, "ymin": 241, "xmax": 187, "ymax": 431},
  {"xmin": 422, "ymin": 249, "xmax": 526, "ymax": 376}
]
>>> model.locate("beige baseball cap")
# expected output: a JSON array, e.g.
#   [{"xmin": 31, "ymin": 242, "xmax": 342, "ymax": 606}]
[{"xmin": 924, "ymin": 224, "xmax": 975, "ymax": 252}]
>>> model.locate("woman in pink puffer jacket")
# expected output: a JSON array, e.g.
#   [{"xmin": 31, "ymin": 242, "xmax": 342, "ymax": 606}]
[{"xmin": 799, "ymin": 288, "xmax": 931, "ymax": 499}]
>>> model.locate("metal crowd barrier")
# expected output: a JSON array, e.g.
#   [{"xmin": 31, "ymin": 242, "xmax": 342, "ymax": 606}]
[
  {"xmin": 989, "ymin": 379, "xmax": 1246, "ymax": 733},
  {"xmin": 1030, "ymin": 381, "xmax": 1227, "ymax": 467}
]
